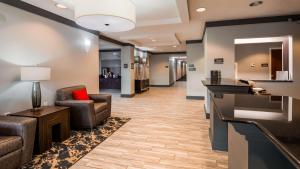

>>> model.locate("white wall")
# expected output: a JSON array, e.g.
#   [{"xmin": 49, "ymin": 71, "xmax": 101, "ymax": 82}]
[
  {"xmin": 187, "ymin": 43, "xmax": 206, "ymax": 97},
  {"xmin": 0, "ymin": 3, "xmax": 99, "ymax": 114},
  {"xmin": 121, "ymin": 46, "xmax": 135, "ymax": 95},
  {"xmin": 204, "ymin": 21, "xmax": 300, "ymax": 98},
  {"xmin": 150, "ymin": 54, "xmax": 185, "ymax": 86},
  {"xmin": 176, "ymin": 60, "xmax": 183, "ymax": 80},
  {"xmin": 169, "ymin": 58, "xmax": 176, "ymax": 85},
  {"xmin": 150, "ymin": 54, "xmax": 170, "ymax": 86},
  {"xmin": 235, "ymin": 43, "xmax": 282, "ymax": 80}
]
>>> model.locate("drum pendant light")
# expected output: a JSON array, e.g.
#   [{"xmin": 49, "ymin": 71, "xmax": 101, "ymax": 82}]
[{"xmin": 53, "ymin": 0, "xmax": 136, "ymax": 32}]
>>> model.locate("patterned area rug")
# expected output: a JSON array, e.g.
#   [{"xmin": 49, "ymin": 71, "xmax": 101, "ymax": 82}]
[{"xmin": 22, "ymin": 117, "xmax": 130, "ymax": 169}]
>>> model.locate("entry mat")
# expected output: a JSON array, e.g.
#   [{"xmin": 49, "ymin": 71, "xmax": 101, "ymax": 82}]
[{"xmin": 22, "ymin": 117, "xmax": 130, "ymax": 169}]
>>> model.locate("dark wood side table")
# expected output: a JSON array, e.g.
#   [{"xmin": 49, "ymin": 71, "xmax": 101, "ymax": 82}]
[{"xmin": 11, "ymin": 106, "xmax": 70, "ymax": 154}]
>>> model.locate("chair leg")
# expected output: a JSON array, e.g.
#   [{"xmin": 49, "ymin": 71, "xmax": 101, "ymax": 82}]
[{"xmin": 90, "ymin": 126, "xmax": 93, "ymax": 133}]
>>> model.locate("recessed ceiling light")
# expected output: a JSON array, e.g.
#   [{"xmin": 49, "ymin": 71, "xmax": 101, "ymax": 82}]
[
  {"xmin": 151, "ymin": 39, "xmax": 157, "ymax": 42},
  {"xmin": 249, "ymin": 1, "xmax": 263, "ymax": 7},
  {"xmin": 55, "ymin": 3, "xmax": 67, "ymax": 9},
  {"xmin": 173, "ymin": 45, "xmax": 177, "ymax": 48},
  {"xmin": 196, "ymin": 7, "xmax": 206, "ymax": 13}
]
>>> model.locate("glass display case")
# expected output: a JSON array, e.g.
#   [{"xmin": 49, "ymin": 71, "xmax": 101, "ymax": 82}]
[{"xmin": 134, "ymin": 49, "xmax": 150, "ymax": 93}]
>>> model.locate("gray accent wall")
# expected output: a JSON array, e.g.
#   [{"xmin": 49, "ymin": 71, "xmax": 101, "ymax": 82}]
[
  {"xmin": 235, "ymin": 43, "xmax": 282, "ymax": 80},
  {"xmin": 121, "ymin": 46, "xmax": 135, "ymax": 95},
  {"xmin": 169, "ymin": 58, "xmax": 176, "ymax": 85},
  {"xmin": 204, "ymin": 22, "xmax": 300, "ymax": 98},
  {"xmin": 187, "ymin": 43, "xmax": 206, "ymax": 97},
  {"xmin": 0, "ymin": 3, "xmax": 100, "ymax": 114}
]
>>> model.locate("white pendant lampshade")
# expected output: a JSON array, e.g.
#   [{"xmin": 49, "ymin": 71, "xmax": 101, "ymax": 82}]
[
  {"xmin": 53, "ymin": 0, "xmax": 136, "ymax": 32},
  {"xmin": 21, "ymin": 67, "xmax": 51, "ymax": 81}
]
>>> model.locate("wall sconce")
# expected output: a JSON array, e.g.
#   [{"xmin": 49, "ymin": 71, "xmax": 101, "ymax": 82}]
[{"xmin": 84, "ymin": 38, "xmax": 91, "ymax": 53}]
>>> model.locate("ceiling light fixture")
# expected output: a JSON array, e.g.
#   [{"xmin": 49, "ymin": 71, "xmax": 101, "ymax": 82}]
[
  {"xmin": 53, "ymin": 0, "xmax": 136, "ymax": 32},
  {"xmin": 173, "ymin": 45, "xmax": 177, "ymax": 48},
  {"xmin": 151, "ymin": 39, "xmax": 157, "ymax": 42},
  {"xmin": 196, "ymin": 7, "xmax": 206, "ymax": 13},
  {"xmin": 249, "ymin": 1, "xmax": 263, "ymax": 7},
  {"xmin": 55, "ymin": 3, "xmax": 67, "ymax": 9}
]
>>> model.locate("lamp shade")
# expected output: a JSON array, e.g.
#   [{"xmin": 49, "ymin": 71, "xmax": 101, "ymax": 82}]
[
  {"xmin": 53, "ymin": 0, "xmax": 136, "ymax": 32},
  {"xmin": 21, "ymin": 67, "xmax": 51, "ymax": 81}
]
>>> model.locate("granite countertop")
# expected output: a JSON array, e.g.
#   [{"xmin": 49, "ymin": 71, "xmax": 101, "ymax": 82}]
[
  {"xmin": 212, "ymin": 93, "xmax": 300, "ymax": 168},
  {"xmin": 201, "ymin": 78, "xmax": 250, "ymax": 87}
]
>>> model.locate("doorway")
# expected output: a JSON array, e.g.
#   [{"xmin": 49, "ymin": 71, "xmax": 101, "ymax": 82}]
[
  {"xmin": 270, "ymin": 48, "xmax": 283, "ymax": 80},
  {"xmin": 99, "ymin": 40, "xmax": 122, "ymax": 94}
]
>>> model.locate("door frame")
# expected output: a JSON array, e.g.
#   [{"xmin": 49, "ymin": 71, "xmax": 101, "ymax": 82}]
[{"xmin": 269, "ymin": 47, "xmax": 283, "ymax": 80}]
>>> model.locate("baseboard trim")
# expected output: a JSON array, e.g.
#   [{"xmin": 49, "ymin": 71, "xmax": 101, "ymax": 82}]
[
  {"xmin": 150, "ymin": 85, "xmax": 172, "ymax": 87},
  {"xmin": 186, "ymin": 96, "xmax": 205, "ymax": 100},
  {"xmin": 120, "ymin": 94, "xmax": 135, "ymax": 98}
]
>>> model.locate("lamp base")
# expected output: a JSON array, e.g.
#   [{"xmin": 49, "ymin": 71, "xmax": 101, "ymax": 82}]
[
  {"xmin": 32, "ymin": 81, "xmax": 42, "ymax": 110},
  {"xmin": 31, "ymin": 107, "xmax": 43, "ymax": 112}
]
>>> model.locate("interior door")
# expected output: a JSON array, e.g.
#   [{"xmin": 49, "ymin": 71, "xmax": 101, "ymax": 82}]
[{"xmin": 271, "ymin": 49, "xmax": 283, "ymax": 80}]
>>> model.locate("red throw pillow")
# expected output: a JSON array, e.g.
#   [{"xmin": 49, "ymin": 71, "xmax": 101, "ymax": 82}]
[{"xmin": 72, "ymin": 88, "xmax": 89, "ymax": 100}]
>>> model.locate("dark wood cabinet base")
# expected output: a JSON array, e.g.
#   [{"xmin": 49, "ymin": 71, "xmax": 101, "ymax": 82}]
[
  {"xmin": 11, "ymin": 107, "xmax": 70, "ymax": 154},
  {"xmin": 135, "ymin": 79, "xmax": 149, "ymax": 93}
]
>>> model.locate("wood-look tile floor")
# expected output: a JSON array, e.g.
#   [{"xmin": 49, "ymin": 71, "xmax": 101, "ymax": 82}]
[{"xmin": 71, "ymin": 82, "xmax": 228, "ymax": 169}]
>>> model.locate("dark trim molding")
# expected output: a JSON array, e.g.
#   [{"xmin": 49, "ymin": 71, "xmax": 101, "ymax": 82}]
[
  {"xmin": 253, "ymin": 80, "xmax": 294, "ymax": 83},
  {"xmin": 123, "ymin": 43, "xmax": 135, "ymax": 47},
  {"xmin": 206, "ymin": 14, "xmax": 300, "ymax": 28},
  {"xmin": 1, "ymin": 0, "xmax": 99, "ymax": 35},
  {"xmin": 135, "ymin": 48, "xmax": 148, "ymax": 53},
  {"xmin": 99, "ymin": 35, "xmax": 124, "ymax": 46},
  {"xmin": 99, "ymin": 35, "xmax": 135, "ymax": 47},
  {"xmin": 186, "ymin": 96, "xmax": 205, "ymax": 100},
  {"xmin": 120, "ymin": 94, "xmax": 135, "ymax": 98},
  {"xmin": 99, "ymin": 49, "xmax": 121, "ymax": 53},
  {"xmin": 186, "ymin": 14, "xmax": 300, "ymax": 43},
  {"xmin": 186, "ymin": 39, "xmax": 203, "ymax": 44},
  {"xmin": 152, "ymin": 51, "xmax": 187, "ymax": 55}
]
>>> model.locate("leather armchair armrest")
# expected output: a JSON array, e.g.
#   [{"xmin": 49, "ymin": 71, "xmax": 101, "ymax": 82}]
[
  {"xmin": 88, "ymin": 94, "xmax": 111, "ymax": 103},
  {"xmin": 55, "ymin": 100, "xmax": 96, "ymax": 129},
  {"xmin": 0, "ymin": 116, "xmax": 37, "ymax": 164},
  {"xmin": 55, "ymin": 100, "xmax": 94, "ymax": 107},
  {"xmin": 89, "ymin": 94, "xmax": 111, "ymax": 116}
]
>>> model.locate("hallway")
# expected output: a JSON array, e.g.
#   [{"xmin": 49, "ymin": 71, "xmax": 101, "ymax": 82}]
[{"xmin": 72, "ymin": 82, "xmax": 228, "ymax": 169}]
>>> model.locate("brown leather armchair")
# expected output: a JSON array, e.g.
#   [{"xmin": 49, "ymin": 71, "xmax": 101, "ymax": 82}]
[
  {"xmin": 55, "ymin": 86, "xmax": 111, "ymax": 130},
  {"xmin": 0, "ymin": 116, "xmax": 37, "ymax": 169}
]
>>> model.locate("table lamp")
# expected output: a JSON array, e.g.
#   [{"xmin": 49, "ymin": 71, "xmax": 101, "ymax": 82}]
[{"xmin": 21, "ymin": 67, "xmax": 51, "ymax": 112}]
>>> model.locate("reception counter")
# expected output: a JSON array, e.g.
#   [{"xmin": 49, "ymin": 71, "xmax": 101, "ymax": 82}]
[
  {"xmin": 100, "ymin": 77, "xmax": 121, "ymax": 89},
  {"xmin": 202, "ymin": 78, "xmax": 250, "ymax": 151},
  {"xmin": 202, "ymin": 78, "xmax": 250, "ymax": 118},
  {"xmin": 212, "ymin": 94, "xmax": 299, "ymax": 169}
]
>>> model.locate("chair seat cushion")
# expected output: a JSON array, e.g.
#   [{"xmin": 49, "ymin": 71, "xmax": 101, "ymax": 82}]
[
  {"xmin": 94, "ymin": 103, "xmax": 108, "ymax": 113},
  {"xmin": 0, "ymin": 136, "xmax": 22, "ymax": 157}
]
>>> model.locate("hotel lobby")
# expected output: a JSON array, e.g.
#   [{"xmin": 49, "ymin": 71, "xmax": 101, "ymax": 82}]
[{"xmin": 0, "ymin": 0, "xmax": 300, "ymax": 169}]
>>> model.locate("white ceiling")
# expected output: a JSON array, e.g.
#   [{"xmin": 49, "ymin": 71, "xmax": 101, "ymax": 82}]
[{"xmin": 21, "ymin": 0, "xmax": 300, "ymax": 52}]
